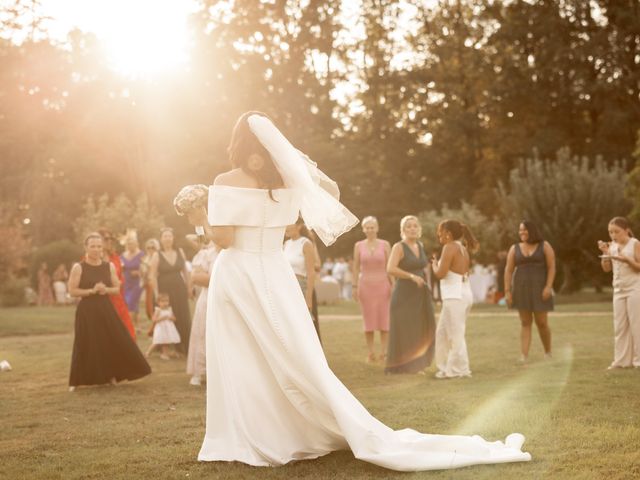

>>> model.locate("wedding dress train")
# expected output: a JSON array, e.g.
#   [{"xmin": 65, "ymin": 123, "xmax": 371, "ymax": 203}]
[{"xmin": 198, "ymin": 185, "xmax": 531, "ymax": 471}]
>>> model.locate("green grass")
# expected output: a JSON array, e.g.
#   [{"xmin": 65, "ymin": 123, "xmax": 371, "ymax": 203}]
[
  {"xmin": 1, "ymin": 302, "xmax": 638, "ymax": 479},
  {"xmin": 319, "ymin": 295, "xmax": 614, "ymax": 317},
  {"xmin": 0, "ymin": 306, "xmax": 76, "ymax": 337}
]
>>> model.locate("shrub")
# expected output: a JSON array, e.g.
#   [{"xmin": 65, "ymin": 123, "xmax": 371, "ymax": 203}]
[
  {"xmin": 72, "ymin": 193, "xmax": 165, "ymax": 246},
  {"xmin": 418, "ymin": 202, "xmax": 502, "ymax": 265},
  {"xmin": 496, "ymin": 148, "xmax": 630, "ymax": 292},
  {"xmin": 30, "ymin": 240, "xmax": 82, "ymax": 287},
  {"xmin": 0, "ymin": 204, "xmax": 31, "ymax": 284},
  {"xmin": 1, "ymin": 276, "xmax": 29, "ymax": 307}
]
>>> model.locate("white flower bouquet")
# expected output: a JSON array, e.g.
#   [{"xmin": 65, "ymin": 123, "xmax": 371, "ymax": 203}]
[{"xmin": 173, "ymin": 184, "xmax": 209, "ymax": 217}]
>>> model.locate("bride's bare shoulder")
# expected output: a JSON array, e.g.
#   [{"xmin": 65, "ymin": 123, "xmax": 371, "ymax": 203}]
[{"xmin": 213, "ymin": 168, "xmax": 259, "ymax": 188}]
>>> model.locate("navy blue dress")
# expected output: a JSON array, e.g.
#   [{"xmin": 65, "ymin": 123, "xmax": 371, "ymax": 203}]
[
  {"xmin": 511, "ymin": 242, "xmax": 554, "ymax": 312},
  {"xmin": 158, "ymin": 250, "xmax": 191, "ymax": 354}
]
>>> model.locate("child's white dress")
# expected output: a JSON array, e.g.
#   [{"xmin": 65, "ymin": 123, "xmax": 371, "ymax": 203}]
[{"xmin": 153, "ymin": 306, "xmax": 181, "ymax": 345}]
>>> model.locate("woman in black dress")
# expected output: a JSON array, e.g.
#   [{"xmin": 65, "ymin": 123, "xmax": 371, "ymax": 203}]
[
  {"xmin": 68, "ymin": 233, "xmax": 151, "ymax": 391},
  {"xmin": 385, "ymin": 215, "xmax": 436, "ymax": 374},
  {"xmin": 150, "ymin": 228, "xmax": 191, "ymax": 354},
  {"xmin": 504, "ymin": 220, "xmax": 556, "ymax": 363}
]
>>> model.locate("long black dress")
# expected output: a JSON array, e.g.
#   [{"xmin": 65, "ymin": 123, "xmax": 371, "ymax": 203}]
[
  {"xmin": 158, "ymin": 250, "xmax": 191, "ymax": 353},
  {"xmin": 511, "ymin": 242, "xmax": 554, "ymax": 312},
  {"xmin": 69, "ymin": 261, "xmax": 151, "ymax": 387},
  {"xmin": 385, "ymin": 242, "xmax": 436, "ymax": 374}
]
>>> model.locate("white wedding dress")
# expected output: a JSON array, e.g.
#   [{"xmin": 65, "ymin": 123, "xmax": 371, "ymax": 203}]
[{"xmin": 198, "ymin": 185, "xmax": 531, "ymax": 471}]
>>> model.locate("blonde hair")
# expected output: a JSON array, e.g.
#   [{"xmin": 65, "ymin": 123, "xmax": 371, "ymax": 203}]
[
  {"xmin": 157, "ymin": 292, "xmax": 170, "ymax": 303},
  {"xmin": 361, "ymin": 216, "xmax": 378, "ymax": 228},
  {"xmin": 145, "ymin": 238, "xmax": 160, "ymax": 250},
  {"xmin": 400, "ymin": 215, "xmax": 421, "ymax": 240},
  {"xmin": 122, "ymin": 228, "xmax": 139, "ymax": 247}
]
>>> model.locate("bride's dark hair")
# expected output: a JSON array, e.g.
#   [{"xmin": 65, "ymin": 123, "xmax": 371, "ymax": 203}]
[{"xmin": 228, "ymin": 111, "xmax": 284, "ymax": 197}]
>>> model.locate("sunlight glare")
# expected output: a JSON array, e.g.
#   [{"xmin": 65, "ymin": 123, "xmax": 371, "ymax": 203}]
[
  {"xmin": 453, "ymin": 345, "xmax": 574, "ymax": 438},
  {"xmin": 49, "ymin": 0, "xmax": 194, "ymax": 76}
]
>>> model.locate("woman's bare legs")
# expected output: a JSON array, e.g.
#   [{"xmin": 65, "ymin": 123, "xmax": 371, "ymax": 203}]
[
  {"xmin": 365, "ymin": 331, "xmax": 375, "ymax": 362},
  {"xmin": 379, "ymin": 330, "xmax": 389, "ymax": 361},
  {"xmin": 518, "ymin": 310, "xmax": 534, "ymax": 362},
  {"xmin": 533, "ymin": 311, "xmax": 552, "ymax": 357}
]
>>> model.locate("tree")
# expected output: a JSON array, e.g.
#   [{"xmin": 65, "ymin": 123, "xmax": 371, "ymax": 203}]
[
  {"xmin": 625, "ymin": 130, "xmax": 640, "ymax": 224},
  {"xmin": 28, "ymin": 239, "xmax": 81, "ymax": 287},
  {"xmin": 0, "ymin": 203, "xmax": 31, "ymax": 285},
  {"xmin": 496, "ymin": 148, "xmax": 630, "ymax": 292},
  {"xmin": 418, "ymin": 202, "xmax": 502, "ymax": 264},
  {"xmin": 72, "ymin": 193, "xmax": 165, "ymax": 246},
  {"xmin": 476, "ymin": 0, "xmax": 640, "ymax": 207}
]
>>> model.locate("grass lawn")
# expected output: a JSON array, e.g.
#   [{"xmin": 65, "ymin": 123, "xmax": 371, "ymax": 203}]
[{"xmin": 1, "ymin": 300, "xmax": 639, "ymax": 480}]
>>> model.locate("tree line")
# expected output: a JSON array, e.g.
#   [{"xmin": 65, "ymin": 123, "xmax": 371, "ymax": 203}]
[{"xmin": 0, "ymin": 0, "xmax": 639, "ymax": 293}]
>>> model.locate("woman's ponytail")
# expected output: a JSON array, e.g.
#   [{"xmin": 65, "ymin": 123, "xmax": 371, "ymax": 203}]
[{"xmin": 460, "ymin": 223, "xmax": 479, "ymax": 254}]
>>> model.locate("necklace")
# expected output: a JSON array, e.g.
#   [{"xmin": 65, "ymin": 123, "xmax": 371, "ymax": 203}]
[{"xmin": 365, "ymin": 239, "xmax": 378, "ymax": 255}]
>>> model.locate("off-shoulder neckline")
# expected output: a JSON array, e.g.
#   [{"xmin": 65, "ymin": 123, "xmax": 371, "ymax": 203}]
[{"xmin": 211, "ymin": 184, "xmax": 290, "ymax": 193}]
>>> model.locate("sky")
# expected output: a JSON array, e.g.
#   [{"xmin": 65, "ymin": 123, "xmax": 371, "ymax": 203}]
[{"xmin": 42, "ymin": 0, "xmax": 198, "ymax": 75}]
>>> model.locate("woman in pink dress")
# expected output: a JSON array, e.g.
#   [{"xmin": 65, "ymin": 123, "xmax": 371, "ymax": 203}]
[
  {"xmin": 37, "ymin": 262, "xmax": 54, "ymax": 306},
  {"xmin": 353, "ymin": 216, "xmax": 392, "ymax": 363}
]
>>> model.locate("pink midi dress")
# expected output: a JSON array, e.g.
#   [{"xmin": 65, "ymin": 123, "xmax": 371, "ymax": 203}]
[{"xmin": 357, "ymin": 240, "xmax": 391, "ymax": 332}]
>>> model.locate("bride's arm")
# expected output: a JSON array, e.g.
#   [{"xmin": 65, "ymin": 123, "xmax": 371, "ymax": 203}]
[
  {"xmin": 191, "ymin": 267, "xmax": 211, "ymax": 287},
  {"xmin": 194, "ymin": 220, "xmax": 233, "ymax": 250}
]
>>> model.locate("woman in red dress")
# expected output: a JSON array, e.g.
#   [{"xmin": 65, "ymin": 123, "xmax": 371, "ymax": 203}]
[{"xmin": 99, "ymin": 229, "xmax": 136, "ymax": 340}]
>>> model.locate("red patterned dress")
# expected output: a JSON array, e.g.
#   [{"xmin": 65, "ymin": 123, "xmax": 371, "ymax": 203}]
[{"xmin": 108, "ymin": 253, "xmax": 136, "ymax": 340}]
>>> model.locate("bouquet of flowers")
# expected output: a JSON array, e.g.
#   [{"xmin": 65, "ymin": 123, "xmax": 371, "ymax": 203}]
[{"xmin": 173, "ymin": 184, "xmax": 209, "ymax": 216}]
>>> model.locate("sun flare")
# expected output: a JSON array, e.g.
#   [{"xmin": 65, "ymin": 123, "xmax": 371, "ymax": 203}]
[{"xmin": 49, "ymin": 0, "xmax": 194, "ymax": 76}]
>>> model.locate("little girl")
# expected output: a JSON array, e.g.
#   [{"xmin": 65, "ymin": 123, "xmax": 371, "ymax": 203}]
[
  {"xmin": 598, "ymin": 216, "xmax": 640, "ymax": 369},
  {"xmin": 146, "ymin": 292, "xmax": 181, "ymax": 360}
]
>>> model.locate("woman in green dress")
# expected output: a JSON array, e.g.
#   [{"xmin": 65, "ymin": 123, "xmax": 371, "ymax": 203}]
[{"xmin": 385, "ymin": 215, "xmax": 436, "ymax": 374}]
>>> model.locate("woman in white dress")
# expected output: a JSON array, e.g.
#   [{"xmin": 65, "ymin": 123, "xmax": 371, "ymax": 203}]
[
  {"xmin": 52, "ymin": 263, "xmax": 69, "ymax": 305},
  {"xmin": 284, "ymin": 217, "xmax": 320, "ymax": 338},
  {"xmin": 187, "ymin": 111, "xmax": 531, "ymax": 471},
  {"xmin": 186, "ymin": 240, "xmax": 219, "ymax": 385},
  {"xmin": 174, "ymin": 185, "xmax": 221, "ymax": 385}
]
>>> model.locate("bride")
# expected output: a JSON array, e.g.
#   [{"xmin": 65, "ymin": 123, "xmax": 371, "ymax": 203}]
[{"xmin": 185, "ymin": 111, "xmax": 531, "ymax": 471}]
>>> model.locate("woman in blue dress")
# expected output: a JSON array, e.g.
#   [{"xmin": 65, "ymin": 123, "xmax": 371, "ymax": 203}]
[
  {"xmin": 121, "ymin": 233, "xmax": 145, "ymax": 329},
  {"xmin": 504, "ymin": 220, "xmax": 556, "ymax": 363}
]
